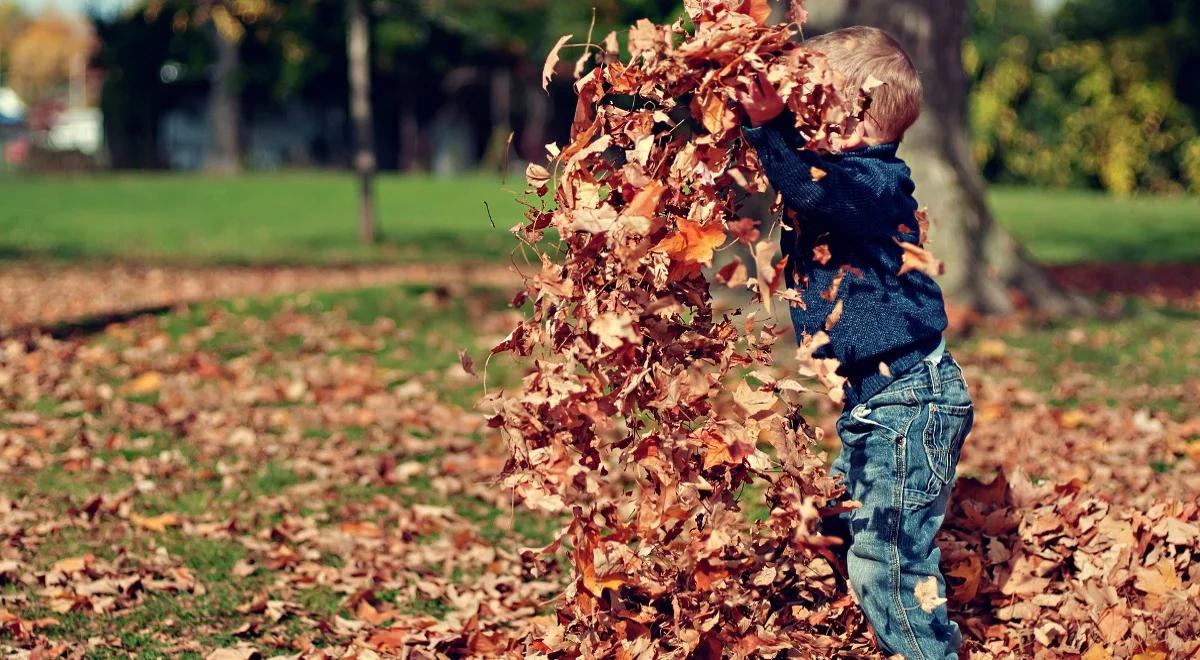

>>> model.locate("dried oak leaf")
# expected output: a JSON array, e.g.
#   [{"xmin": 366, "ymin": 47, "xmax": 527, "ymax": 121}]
[
  {"xmin": 542, "ymin": 34, "xmax": 573, "ymax": 91},
  {"xmin": 654, "ymin": 218, "xmax": 726, "ymax": 269},
  {"xmin": 896, "ymin": 240, "xmax": 945, "ymax": 277},
  {"xmin": 914, "ymin": 575, "xmax": 947, "ymax": 613}
]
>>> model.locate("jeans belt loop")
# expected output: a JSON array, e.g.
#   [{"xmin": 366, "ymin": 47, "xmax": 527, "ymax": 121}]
[
  {"xmin": 925, "ymin": 337, "xmax": 945, "ymax": 395},
  {"xmin": 927, "ymin": 354, "xmax": 941, "ymax": 395}
]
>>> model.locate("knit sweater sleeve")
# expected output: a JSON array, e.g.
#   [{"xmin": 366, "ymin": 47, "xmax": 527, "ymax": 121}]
[{"xmin": 743, "ymin": 117, "xmax": 901, "ymax": 236}]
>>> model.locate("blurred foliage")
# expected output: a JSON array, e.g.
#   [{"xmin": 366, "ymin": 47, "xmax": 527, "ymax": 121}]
[
  {"xmin": 968, "ymin": 0, "xmax": 1200, "ymax": 194},
  {"xmin": 82, "ymin": 0, "xmax": 1200, "ymax": 193},
  {"xmin": 0, "ymin": 1, "xmax": 30, "ymax": 81},
  {"xmin": 5, "ymin": 12, "xmax": 94, "ymax": 104}
]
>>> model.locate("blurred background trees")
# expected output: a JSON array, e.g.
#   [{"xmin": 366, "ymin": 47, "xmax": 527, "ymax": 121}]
[
  {"xmin": 3, "ymin": 0, "xmax": 1197, "ymax": 195},
  {"xmin": 968, "ymin": 0, "xmax": 1200, "ymax": 195}
]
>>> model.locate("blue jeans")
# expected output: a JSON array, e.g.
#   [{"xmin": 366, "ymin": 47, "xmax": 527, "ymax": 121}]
[{"xmin": 827, "ymin": 348, "xmax": 973, "ymax": 659}]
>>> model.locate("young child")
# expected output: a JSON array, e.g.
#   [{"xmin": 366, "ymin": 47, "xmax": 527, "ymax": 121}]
[{"xmin": 738, "ymin": 27, "xmax": 975, "ymax": 660}]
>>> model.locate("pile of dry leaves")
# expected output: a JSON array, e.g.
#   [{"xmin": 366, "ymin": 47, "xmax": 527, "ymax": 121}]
[{"xmin": 489, "ymin": 0, "xmax": 1200, "ymax": 657}]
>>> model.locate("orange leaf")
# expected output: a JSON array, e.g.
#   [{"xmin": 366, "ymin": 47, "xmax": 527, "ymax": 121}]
[
  {"xmin": 51, "ymin": 555, "xmax": 92, "ymax": 573},
  {"xmin": 624, "ymin": 181, "xmax": 666, "ymax": 220},
  {"xmin": 340, "ymin": 521, "xmax": 383, "ymax": 538},
  {"xmin": 896, "ymin": 240, "xmax": 944, "ymax": 277},
  {"xmin": 368, "ymin": 627, "xmax": 409, "ymax": 651},
  {"xmin": 131, "ymin": 512, "xmax": 180, "ymax": 533},
  {"xmin": 696, "ymin": 91, "xmax": 735, "ymax": 135},
  {"xmin": 737, "ymin": 0, "xmax": 772, "ymax": 25},
  {"xmin": 127, "ymin": 371, "xmax": 162, "ymax": 394},
  {"xmin": 653, "ymin": 218, "xmax": 726, "ymax": 267}
]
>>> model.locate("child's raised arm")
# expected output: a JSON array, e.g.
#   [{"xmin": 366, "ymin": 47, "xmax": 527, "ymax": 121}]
[
  {"xmin": 737, "ymin": 74, "xmax": 909, "ymax": 237},
  {"xmin": 743, "ymin": 119, "xmax": 908, "ymax": 237}
]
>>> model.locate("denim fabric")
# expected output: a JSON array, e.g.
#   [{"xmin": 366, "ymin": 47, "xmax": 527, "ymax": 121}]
[{"xmin": 826, "ymin": 347, "xmax": 973, "ymax": 659}]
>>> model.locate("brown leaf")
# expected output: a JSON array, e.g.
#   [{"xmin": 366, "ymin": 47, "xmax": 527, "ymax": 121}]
[
  {"xmin": 458, "ymin": 349, "xmax": 477, "ymax": 377},
  {"xmin": 914, "ymin": 575, "xmax": 946, "ymax": 613},
  {"xmin": 542, "ymin": 34, "xmax": 573, "ymax": 91},
  {"xmin": 896, "ymin": 240, "xmax": 944, "ymax": 277}
]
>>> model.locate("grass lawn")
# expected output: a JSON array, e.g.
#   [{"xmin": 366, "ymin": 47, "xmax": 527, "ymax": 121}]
[
  {"xmin": 0, "ymin": 284, "xmax": 552, "ymax": 654},
  {"xmin": 0, "ymin": 173, "xmax": 523, "ymax": 265},
  {"xmin": 989, "ymin": 185, "xmax": 1200, "ymax": 264},
  {"xmin": 0, "ymin": 173, "xmax": 1196, "ymax": 266},
  {"xmin": 3, "ymin": 282, "xmax": 1197, "ymax": 654}
]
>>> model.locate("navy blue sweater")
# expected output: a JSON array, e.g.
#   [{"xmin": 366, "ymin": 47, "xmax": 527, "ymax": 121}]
[{"xmin": 743, "ymin": 115, "xmax": 948, "ymax": 408}]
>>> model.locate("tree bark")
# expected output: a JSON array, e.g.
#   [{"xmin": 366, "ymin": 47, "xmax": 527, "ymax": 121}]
[
  {"xmin": 206, "ymin": 18, "xmax": 240, "ymax": 174},
  {"xmin": 839, "ymin": 0, "xmax": 1090, "ymax": 315},
  {"xmin": 347, "ymin": 0, "xmax": 377, "ymax": 244}
]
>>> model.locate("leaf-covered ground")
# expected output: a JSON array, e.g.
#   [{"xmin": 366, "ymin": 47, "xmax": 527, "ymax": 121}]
[{"xmin": 1, "ymin": 282, "xmax": 1198, "ymax": 657}]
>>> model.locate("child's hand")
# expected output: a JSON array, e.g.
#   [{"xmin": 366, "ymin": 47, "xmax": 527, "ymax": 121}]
[{"xmin": 736, "ymin": 70, "xmax": 786, "ymax": 127}]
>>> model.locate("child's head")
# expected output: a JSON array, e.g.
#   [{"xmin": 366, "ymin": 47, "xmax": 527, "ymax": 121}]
[{"xmin": 804, "ymin": 26, "xmax": 922, "ymax": 145}]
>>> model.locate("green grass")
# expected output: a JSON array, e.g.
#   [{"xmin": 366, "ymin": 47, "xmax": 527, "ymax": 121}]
[
  {"xmin": 0, "ymin": 173, "xmax": 1195, "ymax": 266},
  {"xmin": 960, "ymin": 298, "xmax": 1200, "ymax": 416},
  {"xmin": 0, "ymin": 173, "xmax": 524, "ymax": 265},
  {"xmin": 989, "ymin": 185, "xmax": 1200, "ymax": 264},
  {"xmin": 0, "ymin": 284, "xmax": 550, "ymax": 652}
]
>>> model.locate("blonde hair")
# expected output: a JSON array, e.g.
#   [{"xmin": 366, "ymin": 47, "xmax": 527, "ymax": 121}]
[{"xmin": 804, "ymin": 26, "xmax": 923, "ymax": 143}]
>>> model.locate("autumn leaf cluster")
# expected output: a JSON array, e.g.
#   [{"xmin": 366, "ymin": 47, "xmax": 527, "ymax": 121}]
[{"xmin": 487, "ymin": 1, "xmax": 888, "ymax": 654}]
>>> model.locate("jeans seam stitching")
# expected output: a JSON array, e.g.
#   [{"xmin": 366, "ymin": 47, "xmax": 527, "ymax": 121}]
[
  {"xmin": 891, "ymin": 423, "xmax": 927, "ymax": 660},
  {"xmin": 923, "ymin": 404, "xmax": 944, "ymax": 496}
]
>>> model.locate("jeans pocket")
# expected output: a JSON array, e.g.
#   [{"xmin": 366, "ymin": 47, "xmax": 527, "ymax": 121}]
[{"xmin": 904, "ymin": 402, "xmax": 973, "ymax": 509}]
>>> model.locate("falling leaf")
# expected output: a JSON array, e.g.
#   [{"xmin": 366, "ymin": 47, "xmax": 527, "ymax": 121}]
[
  {"xmin": 914, "ymin": 576, "xmax": 946, "ymax": 613},
  {"xmin": 824, "ymin": 299, "xmax": 844, "ymax": 330},
  {"xmin": 623, "ymin": 181, "xmax": 666, "ymax": 220},
  {"xmin": 653, "ymin": 218, "xmax": 727, "ymax": 268},
  {"xmin": 733, "ymin": 381, "xmax": 777, "ymax": 418},
  {"xmin": 542, "ymin": 34, "xmax": 574, "ymax": 91},
  {"xmin": 526, "ymin": 162, "xmax": 551, "ymax": 189},
  {"xmin": 458, "ymin": 349, "xmax": 477, "ymax": 377},
  {"xmin": 896, "ymin": 240, "xmax": 944, "ymax": 277},
  {"xmin": 737, "ymin": 0, "xmax": 772, "ymax": 25},
  {"xmin": 590, "ymin": 312, "xmax": 640, "ymax": 349},
  {"xmin": 727, "ymin": 217, "xmax": 761, "ymax": 245},
  {"xmin": 716, "ymin": 258, "xmax": 748, "ymax": 287},
  {"xmin": 788, "ymin": 0, "xmax": 809, "ymax": 25}
]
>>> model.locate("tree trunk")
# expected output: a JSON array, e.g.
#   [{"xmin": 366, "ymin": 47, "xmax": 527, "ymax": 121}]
[
  {"xmin": 347, "ymin": 0, "xmax": 377, "ymax": 244},
  {"xmin": 481, "ymin": 66, "xmax": 513, "ymax": 172},
  {"xmin": 839, "ymin": 0, "xmax": 1090, "ymax": 315},
  {"xmin": 207, "ymin": 19, "xmax": 240, "ymax": 174},
  {"xmin": 398, "ymin": 100, "xmax": 419, "ymax": 171}
]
